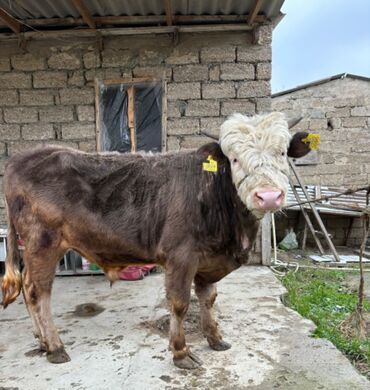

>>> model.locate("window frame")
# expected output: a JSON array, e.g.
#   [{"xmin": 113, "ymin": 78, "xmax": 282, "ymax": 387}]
[{"xmin": 94, "ymin": 77, "xmax": 167, "ymax": 152}]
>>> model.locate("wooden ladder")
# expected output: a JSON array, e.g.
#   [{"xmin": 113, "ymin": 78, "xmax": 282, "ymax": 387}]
[{"xmin": 288, "ymin": 159, "xmax": 341, "ymax": 262}]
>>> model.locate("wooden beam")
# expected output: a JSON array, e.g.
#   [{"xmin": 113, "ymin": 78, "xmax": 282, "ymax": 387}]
[
  {"xmin": 247, "ymin": 0, "xmax": 263, "ymax": 25},
  {"xmin": 0, "ymin": 8, "xmax": 21, "ymax": 34},
  {"xmin": 164, "ymin": 0, "xmax": 173, "ymax": 26},
  {"xmin": 127, "ymin": 86, "xmax": 136, "ymax": 153},
  {"xmin": 71, "ymin": 0, "xmax": 96, "ymax": 29},
  {"xmin": 0, "ymin": 14, "xmax": 266, "ymax": 30},
  {"xmin": 0, "ymin": 24, "xmax": 255, "ymax": 40}
]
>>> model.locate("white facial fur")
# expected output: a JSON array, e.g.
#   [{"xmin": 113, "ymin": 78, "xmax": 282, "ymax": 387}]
[{"xmin": 219, "ymin": 112, "xmax": 291, "ymax": 218}]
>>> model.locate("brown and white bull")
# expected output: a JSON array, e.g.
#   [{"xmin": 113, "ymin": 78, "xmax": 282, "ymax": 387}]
[{"xmin": 1, "ymin": 112, "xmax": 312, "ymax": 369}]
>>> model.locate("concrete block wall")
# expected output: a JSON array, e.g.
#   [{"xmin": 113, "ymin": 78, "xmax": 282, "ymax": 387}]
[
  {"xmin": 272, "ymin": 77, "xmax": 370, "ymax": 186},
  {"xmin": 272, "ymin": 76, "xmax": 370, "ymax": 248},
  {"xmin": 0, "ymin": 25, "xmax": 273, "ymax": 225}
]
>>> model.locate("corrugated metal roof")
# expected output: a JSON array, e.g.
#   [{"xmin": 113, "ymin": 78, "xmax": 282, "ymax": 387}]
[
  {"xmin": 0, "ymin": 0, "xmax": 284, "ymax": 20},
  {"xmin": 272, "ymin": 73, "xmax": 370, "ymax": 97}
]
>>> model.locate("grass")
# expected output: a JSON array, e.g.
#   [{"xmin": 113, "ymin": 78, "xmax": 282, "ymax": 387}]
[{"xmin": 280, "ymin": 269, "xmax": 370, "ymax": 377}]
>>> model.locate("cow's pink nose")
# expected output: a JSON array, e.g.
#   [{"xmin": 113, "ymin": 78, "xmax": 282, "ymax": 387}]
[{"xmin": 255, "ymin": 191, "xmax": 284, "ymax": 210}]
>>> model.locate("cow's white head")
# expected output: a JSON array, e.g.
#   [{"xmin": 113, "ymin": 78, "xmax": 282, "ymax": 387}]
[{"xmin": 219, "ymin": 112, "xmax": 314, "ymax": 218}]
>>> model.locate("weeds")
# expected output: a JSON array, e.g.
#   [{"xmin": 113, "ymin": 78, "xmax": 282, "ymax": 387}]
[{"xmin": 280, "ymin": 269, "xmax": 370, "ymax": 377}]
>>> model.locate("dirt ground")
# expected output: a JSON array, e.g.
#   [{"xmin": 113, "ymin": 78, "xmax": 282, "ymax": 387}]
[{"xmin": 0, "ymin": 266, "xmax": 369, "ymax": 390}]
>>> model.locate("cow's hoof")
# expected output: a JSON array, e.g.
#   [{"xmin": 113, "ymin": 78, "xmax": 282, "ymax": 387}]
[
  {"xmin": 173, "ymin": 352, "xmax": 203, "ymax": 369},
  {"xmin": 47, "ymin": 348, "xmax": 71, "ymax": 364},
  {"xmin": 209, "ymin": 340, "xmax": 231, "ymax": 351}
]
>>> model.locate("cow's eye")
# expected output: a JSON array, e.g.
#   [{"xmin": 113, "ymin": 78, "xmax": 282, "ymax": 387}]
[
  {"xmin": 232, "ymin": 158, "xmax": 238, "ymax": 164},
  {"xmin": 281, "ymin": 152, "xmax": 286, "ymax": 157}
]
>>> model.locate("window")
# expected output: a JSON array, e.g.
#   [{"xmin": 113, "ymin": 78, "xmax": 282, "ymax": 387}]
[{"xmin": 95, "ymin": 78, "xmax": 166, "ymax": 153}]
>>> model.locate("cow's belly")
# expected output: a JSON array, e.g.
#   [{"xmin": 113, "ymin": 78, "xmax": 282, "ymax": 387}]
[{"xmin": 196, "ymin": 255, "xmax": 241, "ymax": 284}]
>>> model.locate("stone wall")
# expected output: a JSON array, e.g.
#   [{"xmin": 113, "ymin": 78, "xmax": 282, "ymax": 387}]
[
  {"xmin": 0, "ymin": 26, "xmax": 272, "ymax": 226},
  {"xmin": 272, "ymin": 76, "xmax": 370, "ymax": 248}
]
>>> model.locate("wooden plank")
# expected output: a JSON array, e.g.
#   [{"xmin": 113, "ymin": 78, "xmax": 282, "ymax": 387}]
[
  {"xmin": 247, "ymin": 0, "xmax": 263, "ymax": 25},
  {"xmin": 161, "ymin": 80, "xmax": 168, "ymax": 152},
  {"xmin": 71, "ymin": 0, "xmax": 96, "ymax": 29},
  {"xmin": 0, "ymin": 8, "xmax": 21, "ymax": 34},
  {"xmin": 103, "ymin": 77, "xmax": 158, "ymax": 86},
  {"xmin": 164, "ymin": 0, "xmax": 173, "ymax": 26},
  {"xmin": 261, "ymin": 213, "xmax": 271, "ymax": 265},
  {"xmin": 290, "ymin": 179, "xmax": 325, "ymax": 255},
  {"xmin": 127, "ymin": 86, "xmax": 136, "ymax": 153},
  {"xmin": 289, "ymin": 159, "xmax": 341, "ymax": 261},
  {"xmin": 0, "ymin": 24, "xmax": 254, "ymax": 40},
  {"xmin": 94, "ymin": 78, "xmax": 102, "ymax": 152}
]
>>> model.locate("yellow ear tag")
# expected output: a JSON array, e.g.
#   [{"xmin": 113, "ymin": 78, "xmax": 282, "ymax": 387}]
[
  {"xmin": 203, "ymin": 155, "xmax": 218, "ymax": 172},
  {"xmin": 302, "ymin": 133, "xmax": 321, "ymax": 150}
]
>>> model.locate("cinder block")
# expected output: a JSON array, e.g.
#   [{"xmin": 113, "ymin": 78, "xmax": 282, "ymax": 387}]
[
  {"xmin": 167, "ymin": 118, "xmax": 199, "ymax": 135},
  {"xmin": 180, "ymin": 135, "xmax": 210, "ymax": 149},
  {"xmin": 59, "ymin": 88, "xmax": 94, "ymax": 105},
  {"xmin": 237, "ymin": 81, "xmax": 270, "ymax": 98},
  {"xmin": 256, "ymin": 62, "xmax": 271, "ymax": 80},
  {"xmin": 200, "ymin": 117, "xmax": 224, "ymax": 138},
  {"xmin": 11, "ymin": 53, "xmax": 46, "ymax": 71},
  {"xmin": 22, "ymin": 123, "xmax": 55, "ymax": 140},
  {"xmin": 166, "ymin": 136, "xmax": 181, "ymax": 151},
  {"xmin": 167, "ymin": 82, "xmax": 201, "ymax": 100},
  {"xmin": 39, "ymin": 106, "xmax": 74, "ymax": 122},
  {"xmin": 4, "ymin": 108, "xmax": 38, "ymax": 123},
  {"xmin": 85, "ymin": 68, "xmax": 122, "ymax": 82},
  {"xmin": 209, "ymin": 65, "xmax": 220, "ymax": 81},
  {"xmin": 202, "ymin": 82, "xmax": 236, "ymax": 99},
  {"xmin": 351, "ymin": 106, "xmax": 370, "ymax": 116},
  {"xmin": 221, "ymin": 99, "xmax": 255, "ymax": 116},
  {"xmin": 167, "ymin": 101, "xmax": 186, "ymax": 118},
  {"xmin": 342, "ymin": 117, "xmax": 367, "ymax": 128},
  {"xmin": 185, "ymin": 100, "xmax": 220, "ymax": 117},
  {"xmin": 33, "ymin": 71, "xmax": 67, "ymax": 88},
  {"xmin": 201, "ymin": 46, "xmax": 236, "ymax": 63},
  {"xmin": 326, "ymin": 107, "xmax": 350, "ymax": 118},
  {"xmin": 8, "ymin": 141, "xmax": 41, "ymax": 156},
  {"xmin": 20, "ymin": 90, "xmax": 55, "ymax": 106},
  {"xmin": 62, "ymin": 123, "xmax": 96, "ymax": 139},
  {"xmin": 83, "ymin": 51, "xmax": 101, "ymax": 69},
  {"xmin": 173, "ymin": 65, "xmax": 209, "ymax": 82},
  {"xmin": 220, "ymin": 63, "xmax": 254, "ymax": 81},
  {"xmin": 68, "ymin": 71, "xmax": 85, "ymax": 87},
  {"xmin": 237, "ymin": 45, "xmax": 271, "ymax": 63},
  {"xmin": 133, "ymin": 66, "xmax": 171, "ymax": 79},
  {"xmin": 0, "ymin": 90, "xmax": 18, "ymax": 106},
  {"xmin": 79, "ymin": 140, "xmax": 97, "ymax": 152},
  {"xmin": 139, "ymin": 49, "xmax": 168, "ymax": 66},
  {"xmin": 0, "ymin": 73, "xmax": 31, "ymax": 89},
  {"xmin": 256, "ymin": 97, "xmax": 271, "ymax": 113},
  {"xmin": 48, "ymin": 52, "xmax": 81, "ymax": 70},
  {"xmin": 102, "ymin": 50, "xmax": 136, "ymax": 68},
  {"xmin": 309, "ymin": 119, "xmax": 327, "ymax": 130},
  {"xmin": 0, "ymin": 124, "xmax": 21, "ymax": 140},
  {"xmin": 254, "ymin": 24, "xmax": 272, "ymax": 45},
  {"xmin": 0, "ymin": 58, "xmax": 10, "ymax": 71},
  {"xmin": 77, "ymin": 105, "xmax": 95, "ymax": 122},
  {"xmin": 166, "ymin": 49, "xmax": 199, "ymax": 65}
]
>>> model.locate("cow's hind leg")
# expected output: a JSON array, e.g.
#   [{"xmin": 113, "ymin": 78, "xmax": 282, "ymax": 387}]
[
  {"xmin": 22, "ymin": 268, "xmax": 47, "ymax": 352},
  {"xmin": 22, "ymin": 250, "xmax": 70, "ymax": 364},
  {"xmin": 194, "ymin": 279, "xmax": 231, "ymax": 351},
  {"xmin": 165, "ymin": 261, "xmax": 201, "ymax": 369}
]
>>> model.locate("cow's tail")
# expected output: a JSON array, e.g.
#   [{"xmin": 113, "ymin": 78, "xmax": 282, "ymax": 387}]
[{"xmin": 1, "ymin": 202, "xmax": 21, "ymax": 309}]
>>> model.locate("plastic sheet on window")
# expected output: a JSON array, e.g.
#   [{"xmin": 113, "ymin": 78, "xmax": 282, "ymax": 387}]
[{"xmin": 100, "ymin": 83, "xmax": 162, "ymax": 153}]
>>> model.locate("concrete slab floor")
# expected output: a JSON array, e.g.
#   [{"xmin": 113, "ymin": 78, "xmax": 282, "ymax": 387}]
[{"xmin": 0, "ymin": 266, "xmax": 368, "ymax": 390}]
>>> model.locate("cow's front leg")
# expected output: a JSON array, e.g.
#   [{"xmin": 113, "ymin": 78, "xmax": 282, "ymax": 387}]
[
  {"xmin": 165, "ymin": 261, "xmax": 201, "ymax": 369},
  {"xmin": 194, "ymin": 279, "xmax": 231, "ymax": 351}
]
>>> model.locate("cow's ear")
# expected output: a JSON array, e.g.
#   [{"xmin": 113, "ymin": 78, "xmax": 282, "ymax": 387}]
[{"xmin": 287, "ymin": 132, "xmax": 320, "ymax": 158}]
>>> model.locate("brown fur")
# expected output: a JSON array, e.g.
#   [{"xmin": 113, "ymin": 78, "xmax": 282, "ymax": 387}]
[{"xmin": 2, "ymin": 140, "xmax": 299, "ymax": 368}]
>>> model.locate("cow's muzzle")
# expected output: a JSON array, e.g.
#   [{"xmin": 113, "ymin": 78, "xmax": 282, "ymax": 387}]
[{"xmin": 254, "ymin": 190, "xmax": 284, "ymax": 211}]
